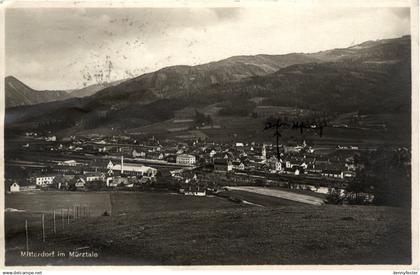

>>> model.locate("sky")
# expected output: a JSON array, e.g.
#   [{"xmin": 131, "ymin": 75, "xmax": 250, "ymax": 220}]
[{"xmin": 5, "ymin": 5, "xmax": 411, "ymax": 90}]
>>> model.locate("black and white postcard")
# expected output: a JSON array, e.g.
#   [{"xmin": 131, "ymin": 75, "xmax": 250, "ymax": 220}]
[{"xmin": 0, "ymin": 0, "xmax": 418, "ymax": 271}]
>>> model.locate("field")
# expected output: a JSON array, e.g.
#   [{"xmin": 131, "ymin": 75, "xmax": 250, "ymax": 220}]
[
  {"xmin": 109, "ymin": 191, "xmax": 249, "ymax": 215},
  {"xmin": 118, "ymin": 110, "xmax": 411, "ymax": 146},
  {"xmin": 5, "ymin": 191, "xmax": 112, "ymax": 239},
  {"xmin": 221, "ymin": 186, "xmax": 325, "ymax": 206},
  {"xmin": 5, "ymin": 191, "xmax": 411, "ymax": 266}
]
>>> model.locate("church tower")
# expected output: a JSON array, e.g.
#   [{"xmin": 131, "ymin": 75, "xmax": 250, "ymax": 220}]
[{"xmin": 262, "ymin": 144, "xmax": 267, "ymax": 161}]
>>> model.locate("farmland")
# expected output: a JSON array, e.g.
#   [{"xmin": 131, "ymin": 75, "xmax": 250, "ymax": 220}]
[
  {"xmin": 120, "ymin": 109, "xmax": 410, "ymax": 146},
  {"xmin": 4, "ymin": 191, "xmax": 411, "ymax": 266}
]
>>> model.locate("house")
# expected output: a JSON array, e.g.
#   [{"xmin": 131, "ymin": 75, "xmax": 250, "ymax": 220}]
[
  {"xmin": 75, "ymin": 178, "xmax": 86, "ymax": 190},
  {"xmin": 164, "ymin": 154, "xmax": 177, "ymax": 163},
  {"xmin": 284, "ymin": 145, "xmax": 303, "ymax": 153},
  {"xmin": 147, "ymin": 152, "xmax": 164, "ymax": 160},
  {"xmin": 132, "ymin": 150, "xmax": 146, "ymax": 158},
  {"xmin": 179, "ymin": 185, "xmax": 206, "ymax": 196},
  {"xmin": 84, "ymin": 172, "xmax": 105, "ymax": 182},
  {"xmin": 46, "ymin": 136, "xmax": 57, "ymax": 142},
  {"xmin": 284, "ymin": 166, "xmax": 302, "ymax": 175},
  {"xmin": 58, "ymin": 160, "xmax": 79, "ymax": 166},
  {"xmin": 343, "ymin": 171, "xmax": 356, "ymax": 178},
  {"xmin": 53, "ymin": 175, "xmax": 76, "ymax": 189},
  {"xmin": 183, "ymin": 189, "xmax": 206, "ymax": 196},
  {"xmin": 119, "ymin": 147, "xmax": 133, "ymax": 156},
  {"xmin": 232, "ymin": 160, "xmax": 245, "ymax": 170},
  {"xmin": 36, "ymin": 175, "xmax": 56, "ymax": 186},
  {"xmin": 213, "ymin": 159, "xmax": 233, "ymax": 173},
  {"xmin": 176, "ymin": 154, "xmax": 196, "ymax": 165},
  {"xmin": 209, "ymin": 149, "xmax": 217, "ymax": 158},
  {"xmin": 10, "ymin": 182, "xmax": 20, "ymax": 192},
  {"xmin": 321, "ymin": 170, "xmax": 344, "ymax": 179},
  {"xmin": 106, "ymin": 176, "xmax": 129, "ymax": 187},
  {"xmin": 267, "ymin": 156, "xmax": 283, "ymax": 172}
]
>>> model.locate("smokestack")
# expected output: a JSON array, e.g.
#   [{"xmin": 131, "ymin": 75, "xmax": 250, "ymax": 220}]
[{"xmin": 121, "ymin": 155, "xmax": 124, "ymax": 174}]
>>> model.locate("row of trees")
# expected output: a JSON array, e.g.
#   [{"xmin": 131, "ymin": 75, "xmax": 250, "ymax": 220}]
[{"xmin": 328, "ymin": 147, "xmax": 411, "ymax": 207}]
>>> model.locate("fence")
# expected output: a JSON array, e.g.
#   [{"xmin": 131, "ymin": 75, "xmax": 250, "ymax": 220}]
[{"xmin": 23, "ymin": 205, "xmax": 98, "ymax": 251}]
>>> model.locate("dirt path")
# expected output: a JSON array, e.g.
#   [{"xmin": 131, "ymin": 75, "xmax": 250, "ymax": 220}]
[{"xmin": 225, "ymin": 186, "xmax": 325, "ymax": 205}]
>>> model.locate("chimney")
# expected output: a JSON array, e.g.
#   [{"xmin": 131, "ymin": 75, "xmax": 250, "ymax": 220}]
[{"xmin": 121, "ymin": 155, "xmax": 124, "ymax": 174}]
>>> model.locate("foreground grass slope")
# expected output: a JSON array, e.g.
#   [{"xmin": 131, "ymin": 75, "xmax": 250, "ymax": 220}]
[{"xmin": 6, "ymin": 203, "xmax": 411, "ymax": 265}]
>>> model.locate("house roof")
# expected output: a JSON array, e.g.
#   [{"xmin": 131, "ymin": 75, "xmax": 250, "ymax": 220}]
[
  {"xmin": 112, "ymin": 164, "xmax": 157, "ymax": 173},
  {"xmin": 214, "ymin": 158, "xmax": 231, "ymax": 165},
  {"xmin": 322, "ymin": 169, "xmax": 343, "ymax": 174},
  {"xmin": 177, "ymin": 154, "xmax": 196, "ymax": 158},
  {"xmin": 84, "ymin": 172, "xmax": 104, "ymax": 177},
  {"xmin": 36, "ymin": 174, "xmax": 56, "ymax": 178}
]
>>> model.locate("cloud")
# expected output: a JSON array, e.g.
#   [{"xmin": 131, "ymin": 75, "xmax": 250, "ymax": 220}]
[{"xmin": 5, "ymin": 6, "xmax": 410, "ymax": 90}]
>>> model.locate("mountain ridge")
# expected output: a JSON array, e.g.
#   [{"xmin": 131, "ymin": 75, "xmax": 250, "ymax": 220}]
[{"xmin": 5, "ymin": 35, "xmax": 411, "ymax": 135}]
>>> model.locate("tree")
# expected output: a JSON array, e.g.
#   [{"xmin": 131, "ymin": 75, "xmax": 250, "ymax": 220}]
[
  {"xmin": 194, "ymin": 110, "xmax": 212, "ymax": 126},
  {"xmin": 345, "ymin": 169, "xmax": 374, "ymax": 204},
  {"xmin": 326, "ymin": 188, "xmax": 344, "ymax": 204},
  {"xmin": 361, "ymin": 148, "xmax": 411, "ymax": 207}
]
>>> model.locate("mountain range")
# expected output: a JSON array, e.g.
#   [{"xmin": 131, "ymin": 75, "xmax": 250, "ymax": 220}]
[
  {"xmin": 5, "ymin": 77, "xmax": 125, "ymax": 108},
  {"xmin": 5, "ymin": 35, "xmax": 411, "ymax": 136}
]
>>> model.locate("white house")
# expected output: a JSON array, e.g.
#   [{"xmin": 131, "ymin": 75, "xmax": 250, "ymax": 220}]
[
  {"xmin": 84, "ymin": 172, "xmax": 105, "ymax": 182},
  {"xmin": 321, "ymin": 170, "xmax": 344, "ymax": 179},
  {"xmin": 176, "ymin": 154, "xmax": 196, "ymax": 165},
  {"xmin": 46, "ymin": 136, "xmax": 57, "ymax": 142},
  {"xmin": 75, "ymin": 178, "xmax": 86, "ymax": 189},
  {"xmin": 179, "ymin": 186, "xmax": 206, "ymax": 196},
  {"xmin": 184, "ymin": 190, "xmax": 206, "ymax": 196},
  {"xmin": 275, "ymin": 161, "xmax": 283, "ymax": 172},
  {"xmin": 58, "ymin": 160, "xmax": 78, "ymax": 166},
  {"xmin": 232, "ymin": 160, "xmax": 245, "ymax": 170},
  {"xmin": 343, "ymin": 171, "xmax": 356, "ymax": 178},
  {"xmin": 10, "ymin": 182, "xmax": 20, "ymax": 192},
  {"xmin": 132, "ymin": 150, "xmax": 146, "ymax": 158},
  {"xmin": 36, "ymin": 175, "xmax": 55, "ymax": 186}
]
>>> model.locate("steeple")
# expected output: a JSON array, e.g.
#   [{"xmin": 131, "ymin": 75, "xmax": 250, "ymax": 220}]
[
  {"xmin": 121, "ymin": 156, "xmax": 124, "ymax": 174},
  {"xmin": 262, "ymin": 144, "xmax": 267, "ymax": 161}
]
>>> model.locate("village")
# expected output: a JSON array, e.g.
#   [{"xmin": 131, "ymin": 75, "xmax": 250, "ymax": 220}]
[{"xmin": 4, "ymin": 129, "xmax": 375, "ymax": 203}]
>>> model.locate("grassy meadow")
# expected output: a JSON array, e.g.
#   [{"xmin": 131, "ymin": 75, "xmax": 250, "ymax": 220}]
[{"xmin": 4, "ymin": 190, "xmax": 411, "ymax": 266}]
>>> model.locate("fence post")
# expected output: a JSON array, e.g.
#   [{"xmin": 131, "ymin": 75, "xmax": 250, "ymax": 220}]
[
  {"xmin": 53, "ymin": 210, "xmax": 56, "ymax": 235},
  {"xmin": 61, "ymin": 209, "xmax": 64, "ymax": 230},
  {"xmin": 41, "ymin": 213, "xmax": 45, "ymax": 242},
  {"xmin": 67, "ymin": 207, "xmax": 70, "ymax": 224},
  {"xmin": 25, "ymin": 219, "xmax": 29, "ymax": 251}
]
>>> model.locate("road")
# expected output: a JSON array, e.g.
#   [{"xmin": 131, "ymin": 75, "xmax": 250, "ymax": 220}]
[{"xmin": 225, "ymin": 186, "xmax": 325, "ymax": 205}]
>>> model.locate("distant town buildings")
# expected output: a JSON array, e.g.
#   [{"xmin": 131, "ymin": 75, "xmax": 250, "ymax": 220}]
[
  {"xmin": 10, "ymin": 182, "xmax": 20, "ymax": 192},
  {"xmin": 7, "ymin": 130, "xmax": 372, "ymax": 198},
  {"xmin": 36, "ymin": 175, "xmax": 55, "ymax": 186},
  {"xmin": 107, "ymin": 158, "xmax": 158, "ymax": 177},
  {"xmin": 176, "ymin": 154, "xmax": 196, "ymax": 165},
  {"xmin": 214, "ymin": 159, "xmax": 233, "ymax": 173}
]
